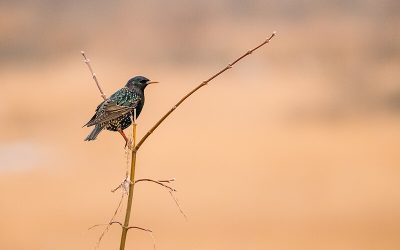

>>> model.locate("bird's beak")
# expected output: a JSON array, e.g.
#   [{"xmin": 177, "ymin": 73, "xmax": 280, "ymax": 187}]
[{"xmin": 147, "ymin": 81, "xmax": 159, "ymax": 85}]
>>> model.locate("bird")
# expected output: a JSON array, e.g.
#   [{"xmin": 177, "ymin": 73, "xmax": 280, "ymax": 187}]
[{"xmin": 83, "ymin": 76, "xmax": 157, "ymax": 147}]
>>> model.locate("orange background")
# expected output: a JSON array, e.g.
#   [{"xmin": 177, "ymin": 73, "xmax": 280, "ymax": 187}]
[{"xmin": 1, "ymin": 1, "xmax": 400, "ymax": 249}]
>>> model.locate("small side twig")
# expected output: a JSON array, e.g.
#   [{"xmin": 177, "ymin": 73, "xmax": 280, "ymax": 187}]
[
  {"xmin": 81, "ymin": 51, "xmax": 107, "ymax": 100},
  {"xmin": 89, "ymin": 221, "xmax": 155, "ymax": 250},
  {"xmin": 134, "ymin": 178, "xmax": 186, "ymax": 219},
  {"xmin": 168, "ymin": 190, "xmax": 187, "ymax": 220},
  {"xmin": 109, "ymin": 221, "xmax": 124, "ymax": 227},
  {"xmin": 134, "ymin": 178, "xmax": 176, "ymax": 192},
  {"xmin": 127, "ymin": 226, "xmax": 156, "ymax": 250},
  {"xmin": 127, "ymin": 226, "xmax": 152, "ymax": 232},
  {"xmin": 88, "ymin": 191, "xmax": 126, "ymax": 249},
  {"xmin": 89, "ymin": 221, "xmax": 123, "ymax": 230}
]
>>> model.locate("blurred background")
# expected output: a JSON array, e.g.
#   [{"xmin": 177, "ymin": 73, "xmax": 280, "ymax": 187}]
[{"xmin": 1, "ymin": 0, "xmax": 400, "ymax": 249}]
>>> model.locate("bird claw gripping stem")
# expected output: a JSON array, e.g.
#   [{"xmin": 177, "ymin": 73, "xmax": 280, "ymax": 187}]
[{"xmin": 124, "ymin": 139, "xmax": 133, "ymax": 150}]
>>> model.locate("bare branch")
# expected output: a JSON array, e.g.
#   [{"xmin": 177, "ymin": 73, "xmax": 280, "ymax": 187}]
[
  {"xmin": 135, "ymin": 178, "xmax": 177, "ymax": 192},
  {"xmin": 134, "ymin": 178, "xmax": 186, "ymax": 219},
  {"xmin": 111, "ymin": 182, "xmax": 124, "ymax": 193},
  {"xmin": 81, "ymin": 51, "xmax": 107, "ymax": 100},
  {"xmin": 134, "ymin": 31, "xmax": 277, "ymax": 152},
  {"xmin": 89, "ymin": 192, "xmax": 126, "ymax": 249},
  {"xmin": 110, "ymin": 221, "xmax": 124, "ymax": 227},
  {"xmin": 106, "ymin": 222, "xmax": 156, "ymax": 250},
  {"xmin": 126, "ymin": 226, "xmax": 152, "ymax": 232},
  {"xmin": 88, "ymin": 221, "xmax": 123, "ymax": 230},
  {"xmin": 158, "ymin": 178, "xmax": 175, "ymax": 183},
  {"xmin": 126, "ymin": 226, "xmax": 156, "ymax": 250},
  {"xmin": 169, "ymin": 190, "xmax": 187, "ymax": 220},
  {"xmin": 88, "ymin": 224, "xmax": 108, "ymax": 230}
]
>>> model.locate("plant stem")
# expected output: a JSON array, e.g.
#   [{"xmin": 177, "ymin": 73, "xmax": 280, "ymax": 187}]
[
  {"xmin": 119, "ymin": 116, "xmax": 137, "ymax": 250},
  {"xmin": 116, "ymin": 32, "xmax": 276, "ymax": 249},
  {"xmin": 134, "ymin": 32, "xmax": 276, "ymax": 152}
]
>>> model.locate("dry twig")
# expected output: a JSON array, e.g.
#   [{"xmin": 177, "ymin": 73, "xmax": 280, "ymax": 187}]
[
  {"xmin": 134, "ymin": 31, "xmax": 276, "ymax": 152},
  {"xmin": 88, "ymin": 192, "xmax": 126, "ymax": 249},
  {"xmin": 135, "ymin": 178, "xmax": 177, "ymax": 192},
  {"xmin": 169, "ymin": 190, "xmax": 187, "ymax": 220},
  {"xmin": 89, "ymin": 221, "xmax": 156, "ymax": 250},
  {"xmin": 134, "ymin": 178, "xmax": 187, "ymax": 219},
  {"xmin": 81, "ymin": 51, "xmax": 107, "ymax": 100}
]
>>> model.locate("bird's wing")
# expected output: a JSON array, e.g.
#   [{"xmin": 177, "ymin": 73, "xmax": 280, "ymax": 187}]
[
  {"xmin": 82, "ymin": 100, "xmax": 106, "ymax": 127},
  {"xmin": 84, "ymin": 99, "xmax": 141, "ymax": 127}
]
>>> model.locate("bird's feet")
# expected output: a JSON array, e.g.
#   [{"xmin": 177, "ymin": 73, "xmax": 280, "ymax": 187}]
[
  {"xmin": 124, "ymin": 138, "xmax": 133, "ymax": 150},
  {"xmin": 119, "ymin": 129, "xmax": 132, "ymax": 150}
]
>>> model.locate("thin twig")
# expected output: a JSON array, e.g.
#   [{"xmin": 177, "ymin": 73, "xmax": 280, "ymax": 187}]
[
  {"xmin": 127, "ymin": 226, "xmax": 152, "ymax": 232},
  {"xmin": 169, "ymin": 190, "xmax": 187, "ymax": 220},
  {"xmin": 158, "ymin": 179, "xmax": 175, "ymax": 183},
  {"xmin": 111, "ymin": 182, "xmax": 124, "ymax": 193},
  {"xmin": 127, "ymin": 226, "xmax": 156, "ymax": 250},
  {"xmin": 135, "ymin": 178, "xmax": 177, "ymax": 192},
  {"xmin": 110, "ymin": 221, "xmax": 124, "ymax": 227},
  {"xmin": 81, "ymin": 51, "xmax": 107, "ymax": 100},
  {"xmin": 134, "ymin": 31, "xmax": 276, "ymax": 152},
  {"xmin": 108, "ymin": 222, "xmax": 156, "ymax": 250},
  {"xmin": 88, "ymin": 191, "xmax": 126, "ymax": 249},
  {"xmin": 89, "ymin": 220, "xmax": 155, "ymax": 250},
  {"xmin": 134, "ymin": 178, "xmax": 186, "ymax": 219},
  {"xmin": 110, "ymin": 221, "xmax": 153, "ymax": 234},
  {"xmin": 88, "ymin": 221, "xmax": 123, "ymax": 230},
  {"xmin": 88, "ymin": 224, "xmax": 108, "ymax": 230}
]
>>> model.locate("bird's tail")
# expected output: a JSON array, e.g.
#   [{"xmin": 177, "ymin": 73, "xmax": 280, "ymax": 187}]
[{"xmin": 84, "ymin": 125, "xmax": 104, "ymax": 141}]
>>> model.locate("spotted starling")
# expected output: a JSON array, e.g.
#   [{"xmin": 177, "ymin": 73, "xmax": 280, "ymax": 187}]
[{"xmin": 84, "ymin": 76, "xmax": 157, "ymax": 146}]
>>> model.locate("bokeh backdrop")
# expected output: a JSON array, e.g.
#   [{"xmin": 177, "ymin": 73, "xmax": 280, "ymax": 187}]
[{"xmin": 1, "ymin": 1, "xmax": 400, "ymax": 249}]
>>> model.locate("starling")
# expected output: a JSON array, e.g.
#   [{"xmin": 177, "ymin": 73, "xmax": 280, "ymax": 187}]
[{"xmin": 84, "ymin": 76, "xmax": 157, "ymax": 147}]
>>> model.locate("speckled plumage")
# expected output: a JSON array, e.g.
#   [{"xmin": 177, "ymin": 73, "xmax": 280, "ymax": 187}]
[{"xmin": 84, "ymin": 76, "xmax": 152, "ymax": 142}]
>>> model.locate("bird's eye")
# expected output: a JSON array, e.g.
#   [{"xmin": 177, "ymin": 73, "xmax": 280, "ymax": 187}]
[{"xmin": 140, "ymin": 79, "xmax": 148, "ymax": 84}]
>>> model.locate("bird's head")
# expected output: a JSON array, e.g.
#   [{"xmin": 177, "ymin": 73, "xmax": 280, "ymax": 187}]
[{"xmin": 125, "ymin": 76, "xmax": 158, "ymax": 91}]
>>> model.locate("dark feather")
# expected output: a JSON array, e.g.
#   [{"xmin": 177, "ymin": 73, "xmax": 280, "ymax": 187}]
[
  {"xmin": 84, "ymin": 124, "xmax": 105, "ymax": 141},
  {"xmin": 84, "ymin": 99, "xmax": 140, "ymax": 127},
  {"xmin": 84, "ymin": 77, "xmax": 149, "ymax": 142}
]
